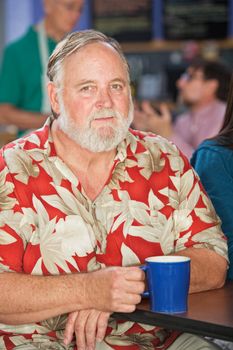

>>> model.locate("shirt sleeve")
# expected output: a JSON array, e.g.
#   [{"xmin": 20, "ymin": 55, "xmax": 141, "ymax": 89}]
[
  {"xmin": 0, "ymin": 151, "xmax": 27, "ymax": 273},
  {"xmin": 191, "ymin": 146, "xmax": 233, "ymax": 279},
  {"xmin": 0, "ymin": 45, "xmax": 22, "ymax": 105}
]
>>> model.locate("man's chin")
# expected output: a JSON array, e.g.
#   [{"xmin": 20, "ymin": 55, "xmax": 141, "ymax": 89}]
[{"xmin": 94, "ymin": 126, "xmax": 116, "ymax": 138}]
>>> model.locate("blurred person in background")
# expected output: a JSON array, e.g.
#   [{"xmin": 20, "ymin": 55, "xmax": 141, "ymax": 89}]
[
  {"xmin": 0, "ymin": 0, "xmax": 83, "ymax": 137},
  {"xmin": 133, "ymin": 59, "xmax": 232, "ymax": 159}
]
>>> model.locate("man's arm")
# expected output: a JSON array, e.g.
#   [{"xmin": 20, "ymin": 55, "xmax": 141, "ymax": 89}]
[
  {"xmin": 0, "ymin": 266, "xmax": 145, "ymax": 324},
  {"xmin": 175, "ymin": 247, "xmax": 227, "ymax": 294},
  {"xmin": 0, "ymin": 104, "xmax": 47, "ymax": 129}
]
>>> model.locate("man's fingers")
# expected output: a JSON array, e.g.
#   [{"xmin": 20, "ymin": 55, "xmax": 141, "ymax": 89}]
[
  {"xmin": 123, "ymin": 266, "xmax": 145, "ymax": 281},
  {"xmin": 141, "ymin": 100, "xmax": 156, "ymax": 115},
  {"xmin": 75, "ymin": 310, "xmax": 89, "ymax": 350},
  {"xmin": 112, "ymin": 293, "xmax": 142, "ymax": 312},
  {"xmin": 64, "ymin": 311, "xmax": 78, "ymax": 345},
  {"xmin": 125, "ymin": 280, "xmax": 145, "ymax": 295},
  {"xmin": 85, "ymin": 310, "xmax": 101, "ymax": 349},
  {"xmin": 75, "ymin": 310, "xmax": 110, "ymax": 350},
  {"xmin": 86, "ymin": 266, "xmax": 145, "ymax": 312},
  {"xmin": 96, "ymin": 312, "xmax": 110, "ymax": 342},
  {"xmin": 160, "ymin": 103, "xmax": 172, "ymax": 121}
]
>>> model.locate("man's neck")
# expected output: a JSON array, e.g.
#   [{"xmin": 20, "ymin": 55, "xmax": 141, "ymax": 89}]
[
  {"xmin": 51, "ymin": 122, "xmax": 118, "ymax": 201},
  {"xmin": 190, "ymin": 97, "xmax": 217, "ymax": 113},
  {"xmin": 43, "ymin": 18, "xmax": 65, "ymax": 42},
  {"xmin": 51, "ymin": 121, "xmax": 117, "ymax": 175}
]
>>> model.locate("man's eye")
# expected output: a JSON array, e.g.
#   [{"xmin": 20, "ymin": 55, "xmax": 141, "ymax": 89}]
[
  {"xmin": 81, "ymin": 86, "xmax": 91, "ymax": 91},
  {"xmin": 80, "ymin": 85, "xmax": 95, "ymax": 92},
  {"xmin": 111, "ymin": 84, "xmax": 123, "ymax": 91}
]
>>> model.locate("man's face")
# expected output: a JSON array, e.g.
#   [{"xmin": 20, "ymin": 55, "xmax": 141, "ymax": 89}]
[
  {"xmin": 53, "ymin": 42, "xmax": 133, "ymax": 152},
  {"xmin": 45, "ymin": 0, "xmax": 83, "ymax": 35},
  {"xmin": 176, "ymin": 68, "xmax": 209, "ymax": 106}
]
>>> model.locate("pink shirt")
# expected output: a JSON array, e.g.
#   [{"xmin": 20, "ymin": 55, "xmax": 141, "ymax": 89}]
[{"xmin": 171, "ymin": 100, "xmax": 226, "ymax": 159}]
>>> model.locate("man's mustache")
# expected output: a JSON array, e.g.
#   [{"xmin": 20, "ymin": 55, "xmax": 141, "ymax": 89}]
[{"xmin": 90, "ymin": 109, "xmax": 120, "ymax": 120}]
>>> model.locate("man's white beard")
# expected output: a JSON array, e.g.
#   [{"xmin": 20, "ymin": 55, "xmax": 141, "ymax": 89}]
[{"xmin": 57, "ymin": 93, "xmax": 134, "ymax": 152}]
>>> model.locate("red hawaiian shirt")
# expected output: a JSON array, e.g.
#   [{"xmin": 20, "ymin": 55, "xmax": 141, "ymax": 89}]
[{"xmin": 0, "ymin": 118, "xmax": 228, "ymax": 349}]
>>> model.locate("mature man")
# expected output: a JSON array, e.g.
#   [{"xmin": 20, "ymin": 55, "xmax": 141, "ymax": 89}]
[
  {"xmin": 133, "ymin": 59, "xmax": 232, "ymax": 159},
  {"xmin": 0, "ymin": 0, "xmax": 83, "ymax": 137},
  {"xmin": 0, "ymin": 30, "xmax": 228, "ymax": 350}
]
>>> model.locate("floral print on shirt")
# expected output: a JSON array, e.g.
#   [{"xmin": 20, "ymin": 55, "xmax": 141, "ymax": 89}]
[{"xmin": 0, "ymin": 118, "xmax": 228, "ymax": 349}]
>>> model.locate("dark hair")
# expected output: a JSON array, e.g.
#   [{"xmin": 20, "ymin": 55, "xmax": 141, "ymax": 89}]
[
  {"xmin": 190, "ymin": 59, "xmax": 232, "ymax": 102},
  {"xmin": 211, "ymin": 74, "xmax": 233, "ymax": 149}
]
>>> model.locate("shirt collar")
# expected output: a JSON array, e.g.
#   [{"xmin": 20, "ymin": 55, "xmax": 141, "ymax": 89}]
[{"xmin": 20, "ymin": 118, "xmax": 145, "ymax": 164}]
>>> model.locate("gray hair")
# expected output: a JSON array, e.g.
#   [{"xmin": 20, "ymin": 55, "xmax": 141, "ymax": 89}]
[{"xmin": 47, "ymin": 29, "xmax": 130, "ymax": 86}]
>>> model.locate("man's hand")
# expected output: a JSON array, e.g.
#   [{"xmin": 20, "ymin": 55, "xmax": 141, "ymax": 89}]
[
  {"xmin": 133, "ymin": 101, "xmax": 150, "ymax": 131},
  {"xmin": 85, "ymin": 266, "xmax": 145, "ymax": 313},
  {"xmin": 63, "ymin": 266, "xmax": 145, "ymax": 349},
  {"xmin": 64, "ymin": 310, "xmax": 111, "ymax": 350},
  {"xmin": 133, "ymin": 100, "xmax": 173, "ymax": 138}
]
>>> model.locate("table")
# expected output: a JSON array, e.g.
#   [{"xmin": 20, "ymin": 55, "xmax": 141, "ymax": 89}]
[{"xmin": 113, "ymin": 281, "xmax": 233, "ymax": 342}]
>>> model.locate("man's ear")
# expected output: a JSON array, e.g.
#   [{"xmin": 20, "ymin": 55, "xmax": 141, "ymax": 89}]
[{"xmin": 47, "ymin": 82, "xmax": 60, "ymax": 115}]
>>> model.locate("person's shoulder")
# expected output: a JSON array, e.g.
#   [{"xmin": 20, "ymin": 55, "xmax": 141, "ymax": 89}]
[
  {"xmin": 211, "ymin": 99, "xmax": 227, "ymax": 115},
  {"xmin": 129, "ymin": 128, "xmax": 181, "ymax": 157},
  {"xmin": 192, "ymin": 140, "xmax": 218, "ymax": 163},
  {"xmin": 1, "ymin": 123, "xmax": 50, "ymax": 161},
  {"xmin": 191, "ymin": 139, "xmax": 233, "ymax": 169},
  {"xmin": 173, "ymin": 110, "xmax": 191, "ymax": 127},
  {"xmin": 195, "ymin": 139, "xmax": 232, "ymax": 155},
  {"xmin": 1, "ymin": 133, "xmax": 34, "ymax": 158},
  {"xmin": 214, "ymin": 99, "xmax": 226, "ymax": 108},
  {"xmin": 195, "ymin": 139, "xmax": 218, "ymax": 151},
  {"xmin": 129, "ymin": 128, "xmax": 168, "ymax": 144},
  {"xmin": 4, "ymin": 26, "xmax": 37, "ymax": 54},
  {"xmin": 0, "ymin": 138, "xmax": 21, "ymax": 172}
]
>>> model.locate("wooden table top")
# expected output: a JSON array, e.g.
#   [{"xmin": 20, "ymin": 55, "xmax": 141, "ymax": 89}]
[{"xmin": 113, "ymin": 281, "xmax": 233, "ymax": 341}]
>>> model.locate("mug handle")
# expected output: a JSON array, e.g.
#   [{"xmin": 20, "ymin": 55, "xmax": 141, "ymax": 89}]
[{"xmin": 140, "ymin": 265, "xmax": 150, "ymax": 298}]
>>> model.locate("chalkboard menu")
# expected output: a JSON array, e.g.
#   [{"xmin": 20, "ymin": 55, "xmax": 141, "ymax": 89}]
[
  {"xmin": 92, "ymin": 0, "xmax": 152, "ymax": 42},
  {"xmin": 163, "ymin": 0, "xmax": 228, "ymax": 40}
]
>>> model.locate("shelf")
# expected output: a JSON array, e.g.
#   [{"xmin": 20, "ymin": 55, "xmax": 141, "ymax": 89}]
[{"xmin": 121, "ymin": 38, "xmax": 233, "ymax": 53}]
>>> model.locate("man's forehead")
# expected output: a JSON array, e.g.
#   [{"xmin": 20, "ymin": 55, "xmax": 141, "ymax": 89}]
[
  {"xmin": 77, "ymin": 42, "xmax": 117, "ymax": 54},
  {"xmin": 60, "ymin": 41, "xmax": 129, "ymax": 83},
  {"xmin": 50, "ymin": 0, "xmax": 84, "ymax": 10},
  {"xmin": 55, "ymin": 0, "xmax": 83, "ymax": 5},
  {"xmin": 65, "ymin": 42, "xmax": 122, "ymax": 65},
  {"xmin": 189, "ymin": 67, "xmax": 203, "ymax": 74}
]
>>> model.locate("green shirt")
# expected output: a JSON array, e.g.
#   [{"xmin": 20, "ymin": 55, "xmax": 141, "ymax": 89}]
[{"xmin": 0, "ymin": 26, "xmax": 56, "ymax": 135}]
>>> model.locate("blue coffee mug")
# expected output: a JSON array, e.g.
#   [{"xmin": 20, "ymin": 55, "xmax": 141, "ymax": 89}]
[{"xmin": 141, "ymin": 255, "xmax": 190, "ymax": 313}]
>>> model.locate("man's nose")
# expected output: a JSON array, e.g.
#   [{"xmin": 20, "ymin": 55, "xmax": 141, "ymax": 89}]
[
  {"xmin": 95, "ymin": 88, "xmax": 113, "ymax": 109},
  {"xmin": 176, "ymin": 75, "xmax": 187, "ymax": 90}
]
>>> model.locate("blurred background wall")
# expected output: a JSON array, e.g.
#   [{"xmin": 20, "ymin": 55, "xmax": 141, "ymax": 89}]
[{"xmin": 1, "ymin": 0, "xmax": 233, "ymax": 103}]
